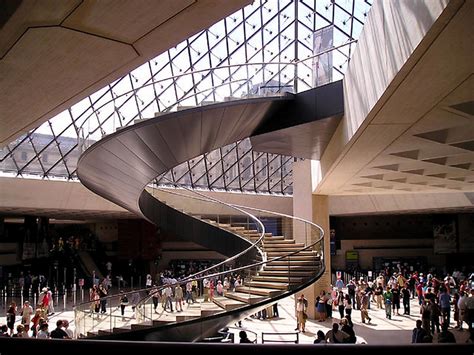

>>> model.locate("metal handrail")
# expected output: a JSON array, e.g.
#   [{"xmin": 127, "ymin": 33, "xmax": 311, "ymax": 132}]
[
  {"xmin": 74, "ymin": 184, "xmax": 267, "ymax": 335},
  {"xmin": 74, "ymin": 187, "xmax": 325, "ymax": 339},
  {"xmin": 133, "ymin": 188, "xmax": 324, "ymax": 318},
  {"xmin": 154, "ymin": 177, "xmax": 267, "ymax": 282},
  {"xmin": 155, "ymin": 187, "xmax": 324, "ymax": 249},
  {"xmin": 151, "ymin": 187, "xmax": 324, "ymax": 270}
]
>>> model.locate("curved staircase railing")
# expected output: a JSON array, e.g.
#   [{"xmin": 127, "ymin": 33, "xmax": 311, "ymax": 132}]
[
  {"xmin": 74, "ymin": 187, "xmax": 324, "ymax": 341},
  {"xmin": 74, "ymin": 187, "xmax": 267, "ymax": 339},
  {"xmin": 76, "ymin": 78, "xmax": 327, "ymax": 341}
]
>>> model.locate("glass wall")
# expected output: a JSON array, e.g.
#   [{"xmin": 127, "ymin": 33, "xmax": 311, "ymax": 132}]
[{"xmin": 0, "ymin": 0, "xmax": 372, "ymax": 194}]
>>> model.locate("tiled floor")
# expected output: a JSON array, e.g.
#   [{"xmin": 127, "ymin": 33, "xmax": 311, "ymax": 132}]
[
  {"xmin": 11, "ymin": 293, "xmax": 472, "ymax": 344},
  {"xmin": 230, "ymin": 294, "xmax": 471, "ymax": 345}
]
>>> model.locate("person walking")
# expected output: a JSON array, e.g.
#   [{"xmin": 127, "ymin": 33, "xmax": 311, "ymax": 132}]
[
  {"xmin": 383, "ymin": 286, "xmax": 393, "ymax": 319},
  {"xmin": 119, "ymin": 291, "xmax": 129, "ymax": 319},
  {"xmin": 360, "ymin": 291, "xmax": 372, "ymax": 324},
  {"xmin": 295, "ymin": 294, "xmax": 308, "ymax": 332}
]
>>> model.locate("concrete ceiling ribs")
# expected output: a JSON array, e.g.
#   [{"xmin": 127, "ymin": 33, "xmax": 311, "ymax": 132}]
[{"xmin": 316, "ymin": 0, "xmax": 474, "ymax": 198}]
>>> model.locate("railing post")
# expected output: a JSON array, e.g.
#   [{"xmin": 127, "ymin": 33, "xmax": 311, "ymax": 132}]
[
  {"xmin": 305, "ymin": 223, "xmax": 308, "ymax": 247},
  {"xmin": 73, "ymin": 283, "xmax": 77, "ymax": 306},
  {"xmin": 110, "ymin": 299, "xmax": 113, "ymax": 332},
  {"xmin": 73, "ymin": 267, "xmax": 76, "ymax": 291},
  {"xmin": 55, "ymin": 286, "xmax": 59, "ymax": 309},
  {"xmin": 63, "ymin": 286, "xmax": 67, "ymax": 310}
]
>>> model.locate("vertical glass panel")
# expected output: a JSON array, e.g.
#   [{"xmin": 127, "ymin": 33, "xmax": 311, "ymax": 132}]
[{"xmin": 189, "ymin": 157, "xmax": 208, "ymax": 189}]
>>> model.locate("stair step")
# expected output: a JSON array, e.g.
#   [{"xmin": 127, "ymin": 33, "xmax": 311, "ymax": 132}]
[
  {"xmin": 235, "ymin": 286, "xmax": 283, "ymax": 297},
  {"xmin": 200, "ymin": 303, "xmax": 225, "ymax": 316},
  {"xmin": 245, "ymin": 233, "xmax": 273, "ymax": 239},
  {"xmin": 241, "ymin": 230, "xmax": 259, "ymax": 234},
  {"xmin": 263, "ymin": 243, "xmax": 304, "ymax": 249},
  {"xmin": 112, "ymin": 326, "xmax": 132, "ymax": 334},
  {"xmin": 259, "ymin": 270, "xmax": 314, "ymax": 277},
  {"xmin": 177, "ymin": 105, "xmax": 196, "ymax": 111},
  {"xmin": 98, "ymin": 329, "xmax": 112, "ymax": 336},
  {"xmin": 133, "ymin": 118, "xmax": 149, "ymax": 125},
  {"xmin": 267, "ymin": 255, "xmax": 317, "ymax": 261},
  {"xmin": 267, "ymin": 251, "xmax": 315, "ymax": 257},
  {"xmin": 249, "ymin": 235, "xmax": 284, "ymax": 240},
  {"xmin": 264, "ymin": 246, "xmax": 305, "ymax": 252},
  {"xmin": 186, "ymin": 304, "xmax": 203, "ymax": 311},
  {"xmin": 131, "ymin": 321, "xmax": 154, "ymax": 330},
  {"xmin": 174, "ymin": 308, "xmax": 202, "ymax": 322},
  {"xmin": 224, "ymin": 291, "xmax": 266, "ymax": 304},
  {"xmin": 264, "ymin": 264, "xmax": 319, "ymax": 270},
  {"xmin": 267, "ymin": 260, "xmax": 320, "ymax": 266},
  {"xmin": 87, "ymin": 331, "xmax": 98, "ymax": 337},
  {"xmin": 263, "ymin": 239, "xmax": 295, "ymax": 244},
  {"xmin": 245, "ymin": 281, "xmax": 289, "ymax": 290},
  {"xmin": 176, "ymin": 314, "xmax": 201, "ymax": 322},
  {"xmin": 252, "ymin": 275, "xmax": 304, "ymax": 283},
  {"xmin": 201, "ymin": 308, "xmax": 224, "ymax": 317},
  {"xmin": 213, "ymin": 296, "xmax": 246, "ymax": 310}
]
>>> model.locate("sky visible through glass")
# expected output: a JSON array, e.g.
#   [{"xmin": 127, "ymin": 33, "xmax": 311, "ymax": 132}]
[{"xmin": 0, "ymin": 0, "xmax": 372, "ymax": 195}]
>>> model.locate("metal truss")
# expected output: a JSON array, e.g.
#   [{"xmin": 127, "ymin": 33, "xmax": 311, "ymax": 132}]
[{"xmin": 0, "ymin": 0, "xmax": 372, "ymax": 195}]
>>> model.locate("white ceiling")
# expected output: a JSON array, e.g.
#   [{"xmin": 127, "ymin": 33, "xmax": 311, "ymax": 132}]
[
  {"xmin": 0, "ymin": 0, "xmax": 251, "ymax": 146},
  {"xmin": 317, "ymin": 0, "xmax": 474, "ymax": 197}
]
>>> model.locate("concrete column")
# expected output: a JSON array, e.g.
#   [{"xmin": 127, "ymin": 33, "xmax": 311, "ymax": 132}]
[
  {"xmin": 281, "ymin": 217, "xmax": 293, "ymax": 241},
  {"xmin": 292, "ymin": 159, "xmax": 331, "ymax": 320}
]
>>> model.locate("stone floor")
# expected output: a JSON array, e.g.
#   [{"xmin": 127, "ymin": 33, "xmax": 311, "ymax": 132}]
[
  {"xmin": 6, "ymin": 292, "xmax": 472, "ymax": 344},
  {"xmin": 228, "ymin": 294, "xmax": 471, "ymax": 345}
]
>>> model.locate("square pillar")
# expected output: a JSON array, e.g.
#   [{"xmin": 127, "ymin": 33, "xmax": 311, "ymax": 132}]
[{"xmin": 292, "ymin": 159, "xmax": 332, "ymax": 320}]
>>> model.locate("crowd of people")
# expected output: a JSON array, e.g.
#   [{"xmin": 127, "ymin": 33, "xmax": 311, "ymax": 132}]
[
  {"xmin": 304, "ymin": 269, "xmax": 474, "ymax": 344},
  {"xmin": 2, "ymin": 263, "xmax": 473, "ymax": 344},
  {"xmin": 1, "ymin": 296, "xmax": 72, "ymax": 339}
]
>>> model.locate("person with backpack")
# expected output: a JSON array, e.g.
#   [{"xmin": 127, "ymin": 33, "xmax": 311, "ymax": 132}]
[{"xmin": 120, "ymin": 291, "xmax": 129, "ymax": 319}]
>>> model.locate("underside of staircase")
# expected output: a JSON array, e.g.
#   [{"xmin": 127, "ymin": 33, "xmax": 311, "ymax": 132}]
[
  {"xmin": 76, "ymin": 95, "xmax": 325, "ymax": 341},
  {"xmin": 81, "ymin": 214, "xmax": 322, "ymax": 341}
]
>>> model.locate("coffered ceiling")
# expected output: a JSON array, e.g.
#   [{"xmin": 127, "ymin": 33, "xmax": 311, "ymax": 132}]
[
  {"xmin": 346, "ymin": 77, "xmax": 474, "ymax": 194},
  {"xmin": 317, "ymin": 0, "xmax": 474, "ymax": 197}
]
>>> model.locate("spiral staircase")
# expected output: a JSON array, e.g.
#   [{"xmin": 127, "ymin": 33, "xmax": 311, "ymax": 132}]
[{"xmin": 76, "ymin": 95, "xmax": 326, "ymax": 341}]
